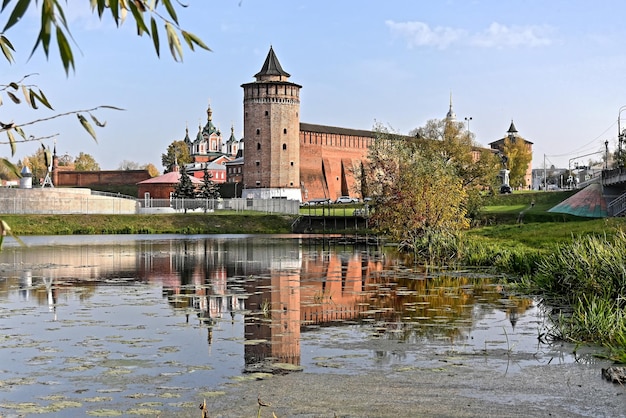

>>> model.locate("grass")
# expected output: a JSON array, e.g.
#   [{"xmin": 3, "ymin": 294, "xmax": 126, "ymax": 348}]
[{"xmin": 0, "ymin": 212, "xmax": 298, "ymax": 235}]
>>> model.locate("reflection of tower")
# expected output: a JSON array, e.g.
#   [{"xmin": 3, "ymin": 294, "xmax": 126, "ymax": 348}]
[{"xmin": 244, "ymin": 260, "xmax": 301, "ymax": 366}]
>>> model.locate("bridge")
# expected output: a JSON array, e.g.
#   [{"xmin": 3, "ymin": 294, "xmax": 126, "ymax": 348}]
[{"xmin": 602, "ymin": 168, "xmax": 626, "ymax": 217}]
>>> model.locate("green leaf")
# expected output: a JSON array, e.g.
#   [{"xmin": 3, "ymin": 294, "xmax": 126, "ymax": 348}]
[
  {"xmin": 181, "ymin": 30, "xmax": 211, "ymax": 52},
  {"xmin": 161, "ymin": 0, "xmax": 178, "ymax": 24},
  {"xmin": 14, "ymin": 126, "xmax": 25, "ymax": 139},
  {"xmin": 0, "ymin": 158, "xmax": 22, "ymax": 179},
  {"xmin": 77, "ymin": 114, "xmax": 98, "ymax": 143},
  {"xmin": 128, "ymin": 0, "xmax": 149, "ymax": 36},
  {"xmin": 1, "ymin": 0, "xmax": 12, "ymax": 12},
  {"xmin": 30, "ymin": 89, "xmax": 53, "ymax": 110},
  {"xmin": 29, "ymin": 2, "xmax": 53, "ymax": 59},
  {"xmin": 89, "ymin": 112, "xmax": 106, "ymax": 128},
  {"xmin": 56, "ymin": 26, "xmax": 75, "ymax": 75},
  {"xmin": 3, "ymin": 0, "xmax": 31, "ymax": 32},
  {"xmin": 165, "ymin": 22, "xmax": 182, "ymax": 62},
  {"xmin": 150, "ymin": 16, "xmax": 159, "ymax": 57},
  {"xmin": 7, "ymin": 91, "xmax": 20, "ymax": 104},
  {"xmin": 29, "ymin": 89, "xmax": 41, "ymax": 109},
  {"xmin": 109, "ymin": 0, "xmax": 119, "ymax": 25},
  {"xmin": 0, "ymin": 35, "xmax": 15, "ymax": 63},
  {"xmin": 6, "ymin": 130, "xmax": 16, "ymax": 156}
]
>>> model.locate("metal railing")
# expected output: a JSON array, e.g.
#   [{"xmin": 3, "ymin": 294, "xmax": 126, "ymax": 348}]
[
  {"xmin": 0, "ymin": 194, "xmax": 300, "ymax": 215},
  {"xmin": 607, "ymin": 192, "xmax": 626, "ymax": 217},
  {"xmin": 141, "ymin": 198, "xmax": 300, "ymax": 215}
]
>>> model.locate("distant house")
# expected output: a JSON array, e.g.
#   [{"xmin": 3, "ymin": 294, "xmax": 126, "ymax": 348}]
[{"xmin": 137, "ymin": 164, "xmax": 202, "ymax": 200}]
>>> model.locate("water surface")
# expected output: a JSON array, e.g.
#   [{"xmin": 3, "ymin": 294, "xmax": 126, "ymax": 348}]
[{"xmin": 0, "ymin": 235, "xmax": 582, "ymax": 416}]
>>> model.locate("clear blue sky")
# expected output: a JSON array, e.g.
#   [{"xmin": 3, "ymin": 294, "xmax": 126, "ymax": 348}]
[{"xmin": 3, "ymin": 0, "xmax": 626, "ymax": 171}]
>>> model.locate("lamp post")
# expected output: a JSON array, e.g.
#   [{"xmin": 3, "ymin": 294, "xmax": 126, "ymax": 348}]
[
  {"xmin": 618, "ymin": 105, "xmax": 626, "ymax": 166},
  {"xmin": 605, "ymin": 139, "xmax": 609, "ymax": 169},
  {"xmin": 464, "ymin": 116, "xmax": 472, "ymax": 139}
]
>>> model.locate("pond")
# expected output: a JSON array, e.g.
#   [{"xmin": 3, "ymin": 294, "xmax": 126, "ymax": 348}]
[{"xmin": 0, "ymin": 235, "xmax": 589, "ymax": 416}]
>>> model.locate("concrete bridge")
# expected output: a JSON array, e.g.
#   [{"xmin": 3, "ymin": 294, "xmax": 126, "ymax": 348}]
[{"xmin": 601, "ymin": 168, "xmax": 626, "ymax": 216}]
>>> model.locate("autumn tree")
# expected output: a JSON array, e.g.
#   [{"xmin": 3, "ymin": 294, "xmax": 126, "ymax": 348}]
[
  {"xmin": 162, "ymin": 140, "xmax": 191, "ymax": 172},
  {"xmin": 410, "ymin": 119, "xmax": 500, "ymax": 216},
  {"xmin": 412, "ymin": 119, "xmax": 500, "ymax": 189},
  {"xmin": 364, "ymin": 125, "xmax": 469, "ymax": 259},
  {"xmin": 73, "ymin": 152, "xmax": 100, "ymax": 171},
  {"xmin": 502, "ymin": 136, "xmax": 532, "ymax": 188},
  {"xmin": 20, "ymin": 147, "xmax": 48, "ymax": 185},
  {"xmin": 118, "ymin": 160, "xmax": 159, "ymax": 177},
  {"xmin": 144, "ymin": 163, "xmax": 159, "ymax": 177}
]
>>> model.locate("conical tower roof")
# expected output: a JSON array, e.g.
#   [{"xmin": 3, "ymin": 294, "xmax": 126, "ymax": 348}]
[
  {"xmin": 254, "ymin": 46, "xmax": 290, "ymax": 80},
  {"xmin": 508, "ymin": 120, "xmax": 518, "ymax": 134}
]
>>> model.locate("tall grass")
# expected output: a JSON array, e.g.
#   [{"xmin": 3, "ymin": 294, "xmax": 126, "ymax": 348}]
[
  {"xmin": 550, "ymin": 295, "xmax": 626, "ymax": 362},
  {"xmin": 533, "ymin": 231, "xmax": 626, "ymax": 303}
]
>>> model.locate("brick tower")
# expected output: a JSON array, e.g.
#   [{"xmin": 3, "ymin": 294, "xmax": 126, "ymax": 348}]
[{"xmin": 241, "ymin": 46, "xmax": 302, "ymax": 200}]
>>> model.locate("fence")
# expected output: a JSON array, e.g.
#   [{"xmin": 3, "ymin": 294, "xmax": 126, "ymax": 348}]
[
  {"xmin": 140, "ymin": 198, "xmax": 300, "ymax": 215},
  {"xmin": 0, "ymin": 188, "xmax": 300, "ymax": 215},
  {"xmin": 0, "ymin": 189, "xmax": 139, "ymax": 215}
]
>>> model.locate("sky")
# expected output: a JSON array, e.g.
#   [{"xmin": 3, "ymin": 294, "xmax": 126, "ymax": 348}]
[{"xmin": 3, "ymin": 0, "xmax": 626, "ymax": 171}]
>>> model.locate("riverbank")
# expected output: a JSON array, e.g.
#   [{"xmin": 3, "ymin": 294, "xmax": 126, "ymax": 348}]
[{"xmin": 0, "ymin": 213, "xmax": 297, "ymax": 235}]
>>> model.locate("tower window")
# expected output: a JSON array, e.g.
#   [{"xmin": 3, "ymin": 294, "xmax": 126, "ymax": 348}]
[
  {"xmin": 256, "ymin": 181, "xmax": 260, "ymax": 186},
  {"xmin": 257, "ymin": 143, "xmax": 261, "ymax": 150},
  {"xmin": 255, "ymin": 161, "xmax": 260, "ymax": 166},
  {"xmin": 256, "ymin": 129, "xmax": 260, "ymax": 135},
  {"xmin": 290, "ymin": 161, "xmax": 294, "ymax": 166},
  {"xmin": 265, "ymin": 111, "xmax": 268, "ymax": 116},
  {"xmin": 283, "ymin": 128, "xmax": 287, "ymax": 134},
  {"xmin": 282, "ymin": 143, "xmax": 287, "ymax": 150}
]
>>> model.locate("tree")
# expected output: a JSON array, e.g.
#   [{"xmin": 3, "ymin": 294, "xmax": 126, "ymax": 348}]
[
  {"xmin": 162, "ymin": 140, "xmax": 191, "ymax": 172},
  {"xmin": 363, "ymin": 125, "xmax": 470, "ymax": 257},
  {"xmin": 118, "ymin": 160, "xmax": 142, "ymax": 170},
  {"xmin": 143, "ymin": 163, "xmax": 159, "ymax": 177},
  {"xmin": 20, "ymin": 147, "xmax": 49, "ymax": 185},
  {"xmin": 503, "ymin": 136, "xmax": 532, "ymax": 188},
  {"xmin": 172, "ymin": 164, "xmax": 196, "ymax": 213},
  {"xmin": 412, "ymin": 119, "xmax": 500, "ymax": 190},
  {"xmin": 198, "ymin": 167, "xmax": 220, "ymax": 197},
  {"xmin": 74, "ymin": 152, "xmax": 100, "ymax": 171},
  {"xmin": 412, "ymin": 118, "xmax": 500, "ymax": 215},
  {"xmin": 118, "ymin": 160, "xmax": 159, "ymax": 176},
  {"xmin": 0, "ymin": 1, "xmax": 208, "ymax": 161}
]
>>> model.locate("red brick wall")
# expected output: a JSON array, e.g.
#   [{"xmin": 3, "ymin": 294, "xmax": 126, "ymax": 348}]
[
  {"xmin": 54, "ymin": 170, "xmax": 151, "ymax": 187},
  {"xmin": 299, "ymin": 126, "xmax": 372, "ymax": 202}
]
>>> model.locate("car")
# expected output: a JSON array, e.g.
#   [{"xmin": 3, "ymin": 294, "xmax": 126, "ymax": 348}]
[
  {"xmin": 335, "ymin": 196, "xmax": 357, "ymax": 204},
  {"xmin": 302, "ymin": 198, "xmax": 331, "ymax": 206}
]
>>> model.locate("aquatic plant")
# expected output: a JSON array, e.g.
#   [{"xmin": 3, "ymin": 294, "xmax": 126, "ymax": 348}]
[{"xmin": 550, "ymin": 295, "xmax": 626, "ymax": 363}]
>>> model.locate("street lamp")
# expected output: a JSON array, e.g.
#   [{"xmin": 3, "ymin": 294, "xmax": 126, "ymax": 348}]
[
  {"xmin": 464, "ymin": 116, "xmax": 472, "ymax": 138},
  {"xmin": 605, "ymin": 139, "xmax": 609, "ymax": 169},
  {"xmin": 618, "ymin": 105, "xmax": 626, "ymax": 166}
]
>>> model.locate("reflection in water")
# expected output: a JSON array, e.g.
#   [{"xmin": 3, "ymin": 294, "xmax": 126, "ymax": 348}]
[{"xmin": 0, "ymin": 236, "xmax": 578, "ymax": 416}]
